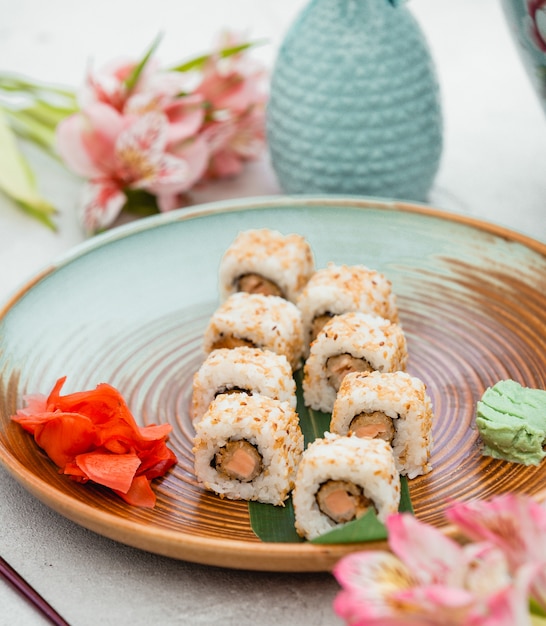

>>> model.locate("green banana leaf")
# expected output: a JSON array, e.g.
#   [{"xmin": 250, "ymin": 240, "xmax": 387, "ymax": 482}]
[
  {"xmin": 248, "ymin": 370, "xmax": 414, "ymax": 544},
  {"xmin": 311, "ymin": 476, "xmax": 413, "ymax": 544}
]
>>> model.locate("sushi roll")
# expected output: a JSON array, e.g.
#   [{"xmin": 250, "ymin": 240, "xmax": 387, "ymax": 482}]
[
  {"xmin": 331, "ymin": 371, "xmax": 434, "ymax": 478},
  {"xmin": 303, "ymin": 311, "xmax": 408, "ymax": 412},
  {"xmin": 190, "ymin": 346, "xmax": 297, "ymax": 422},
  {"xmin": 193, "ymin": 393, "xmax": 304, "ymax": 505},
  {"xmin": 219, "ymin": 228, "xmax": 315, "ymax": 303},
  {"xmin": 292, "ymin": 433, "xmax": 400, "ymax": 540},
  {"xmin": 203, "ymin": 292, "xmax": 305, "ymax": 370},
  {"xmin": 297, "ymin": 263, "xmax": 399, "ymax": 352}
]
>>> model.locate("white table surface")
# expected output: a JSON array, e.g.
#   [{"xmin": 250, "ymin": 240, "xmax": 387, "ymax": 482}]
[{"xmin": 1, "ymin": 1, "xmax": 545, "ymax": 624}]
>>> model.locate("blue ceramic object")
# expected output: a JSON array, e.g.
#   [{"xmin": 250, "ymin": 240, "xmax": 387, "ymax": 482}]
[
  {"xmin": 501, "ymin": 0, "xmax": 546, "ymax": 115},
  {"xmin": 266, "ymin": 0, "xmax": 443, "ymax": 201}
]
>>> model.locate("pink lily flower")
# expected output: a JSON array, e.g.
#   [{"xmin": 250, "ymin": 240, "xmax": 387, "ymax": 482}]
[
  {"xmin": 333, "ymin": 513, "xmax": 532, "ymax": 626},
  {"xmin": 57, "ymin": 103, "xmax": 208, "ymax": 233},
  {"xmin": 446, "ymin": 494, "xmax": 546, "ymax": 613}
]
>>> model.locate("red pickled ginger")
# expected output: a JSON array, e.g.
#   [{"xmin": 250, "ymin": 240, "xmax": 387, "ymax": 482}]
[{"xmin": 11, "ymin": 376, "xmax": 177, "ymax": 507}]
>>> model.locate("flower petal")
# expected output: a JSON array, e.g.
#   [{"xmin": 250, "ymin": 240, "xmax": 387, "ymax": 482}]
[
  {"xmin": 56, "ymin": 113, "xmax": 105, "ymax": 178},
  {"xmin": 115, "ymin": 111, "xmax": 168, "ymax": 184},
  {"xmin": 470, "ymin": 564, "xmax": 536, "ymax": 626},
  {"xmin": 80, "ymin": 180, "xmax": 126, "ymax": 234},
  {"xmin": 446, "ymin": 495, "xmax": 546, "ymax": 569},
  {"xmin": 462, "ymin": 543, "xmax": 511, "ymax": 596},
  {"xmin": 387, "ymin": 514, "xmax": 466, "ymax": 587},
  {"xmin": 202, "ymin": 108, "xmax": 265, "ymax": 179},
  {"xmin": 164, "ymin": 98, "xmax": 205, "ymax": 144},
  {"xmin": 151, "ymin": 136, "xmax": 209, "ymax": 210},
  {"xmin": 56, "ymin": 102, "xmax": 126, "ymax": 179},
  {"xmin": 333, "ymin": 551, "xmax": 414, "ymax": 614}
]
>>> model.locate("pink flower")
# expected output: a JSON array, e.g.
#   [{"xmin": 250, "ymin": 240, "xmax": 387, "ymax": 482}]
[
  {"xmin": 79, "ymin": 57, "xmax": 142, "ymax": 112},
  {"xmin": 57, "ymin": 103, "xmax": 208, "ymax": 233},
  {"xmin": 80, "ymin": 56, "xmax": 198, "ymax": 112},
  {"xmin": 196, "ymin": 31, "xmax": 267, "ymax": 178},
  {"xmin": 446, "ymin": 494, "xmax": 546, "ymax": 613},
  {"xmin": 54, "ymin": 35, "xmax": 267, "ymax": 233},
  {"xmin": 79, "ymin": 56, "xmax": 206, "ymax": 147},
  {"xmin": 203, "ymin": 107, "xmax": 266, "ymax": 178},
  {"xmin": 333, "ymin": 513, "xmax": 532, "ymax": 626},
  {"xmin": 526, "ymin": 1, "xmax": 546, "ymax": 52},
  {"xmin": 196, "ymin": 31, "xmax": 267, "ymax": 115}
]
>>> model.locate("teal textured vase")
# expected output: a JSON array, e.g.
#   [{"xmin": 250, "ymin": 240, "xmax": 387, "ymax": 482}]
[{"xmin": 266, "ymin": 0, "xmax": 443, "ymax": 201}]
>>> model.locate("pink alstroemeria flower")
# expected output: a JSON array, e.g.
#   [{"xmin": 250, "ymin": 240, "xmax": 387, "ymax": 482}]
[
  {"xmin": 79, "ymin": 57, "xmax": 143, "ymax": 112},
  {"xmin": 203, "ymin": 107, "xmax": 265, "ymax": 178},
  {"xmin": 196, "ymin": 31, "xmax": 267, "ymax": 116},
  {"xmin": 195, "ymin": 32, "xmax": 267, "ymax": 179},
  {"xmin": 527, "ymin": 1, "xmax": 546, "ymax": 52},
  {"xmin": 57, "ymin": 103, "xmax": 208, "ymax": 233},
  {"xmin": 333, "ymin": 513, "xmax": 532, "ymax": 626},
  {"xmin": 81, "ymin": 56, "xmax": 194, "ymax": 107},
  {"xmin": 446, "ymin": 494, "xmax": 546, "ymax": 614},
  {"xmin": 80, "ymin": 57, "xmax": 206, "ymax": 144},
  {"xmin": 55, "ymin": 35, "xmax": 267, "ymax": 233}
]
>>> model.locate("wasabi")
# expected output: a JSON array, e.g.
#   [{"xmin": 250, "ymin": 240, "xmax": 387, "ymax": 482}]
[{"xmin": 476, "ymin": 379, "xmax": 546, "ymax": 465}]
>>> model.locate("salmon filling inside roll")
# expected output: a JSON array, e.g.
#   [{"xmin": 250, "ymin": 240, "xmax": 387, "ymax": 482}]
[
  {"xmin": 214, "ymin": 440, "xmax": 263, "ymax": 482},
  {"xmin": 236, "ymin": 273, "xmax": 285, "ymax": 298},
  {"xmin": 316, "ymin": 480, "xmax": 374, "ymax": 524},
  {"xmin": 210, "ymin": 334, "xmax": 257, "ymax": 351},
  {"xmin": 349, "ymin": 411, "xmax": 395, "ymax": 442},
  {"xmin": 326, "ymin": 353, "xmax": 374, "ymax": 391}
]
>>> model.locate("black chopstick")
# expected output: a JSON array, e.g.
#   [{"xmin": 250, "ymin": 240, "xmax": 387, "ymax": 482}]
[{"xmin": 0, "ymin": 556, "xmax": 71, "ymax": 626}]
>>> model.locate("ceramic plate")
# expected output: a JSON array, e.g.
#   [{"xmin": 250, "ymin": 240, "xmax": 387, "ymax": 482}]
[{"xmin": 1, "ymin": 196, "xmax": 545, "ymax": 572}]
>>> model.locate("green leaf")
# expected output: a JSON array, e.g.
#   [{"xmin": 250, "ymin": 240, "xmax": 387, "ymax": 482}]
[
  {"xmin": 311, "ymin": 508, "xmax": 388, "ymax": 544},
  {"xmin": 0, "ymin": 72, "xmax": 77, "ymax": 159},
  {"xmin": 170, "ymin": 40, "xmax": 265, "ymax": 73},
  {"xmin": 311, "ymin": 476, "xmax": 413, "ymax": 544},
  {"xmin": 294, "ymin": 369, "xmax": 331, "ymax": 446},
  {"xmin": 13, "ymin": 196, "xmax": 58, "ymax": 230},
  {"xmin": 531, "ymin": 597, "xmax": 546, "ymax": 618},
  {"xmin": 5, "ymin": 108, "xmax": 59, "ymax": 155},
  {"xmin": 248, "ymin": 369, "xmax": 414, "ymax": 543},
  {"xmin": 399, "ymin": 474, "xmax": 414, "ymax": 513},
  {"xmin": 123, "ymin": 34, "xmax": 163, "ymax": 93},
  {"xmin": 123, "ymin": 189, "xmax": 160, "ymax": 217},
  {"xmin": 0, "ymin": 74, "xmax": 77, "ymax": 109},
  {"xmin": 21, "ymin": 98, "xmax": 77, "ymax": 127},
  {"xmin": 249, "ymin": 476, "xmax": 413, "ymax": 544},
  {"xmin": 0, "ymin": 106, "xmax": 57, "ymax": 229},
  {"xmin": 248, "ymin": 497, "xmax": 303, "ymax": 543}
]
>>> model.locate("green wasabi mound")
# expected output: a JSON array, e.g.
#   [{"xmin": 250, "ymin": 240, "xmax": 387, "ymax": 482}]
[{"xmin": 476, "ymin": 380, "xmax": 546, "ymax": 465}]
